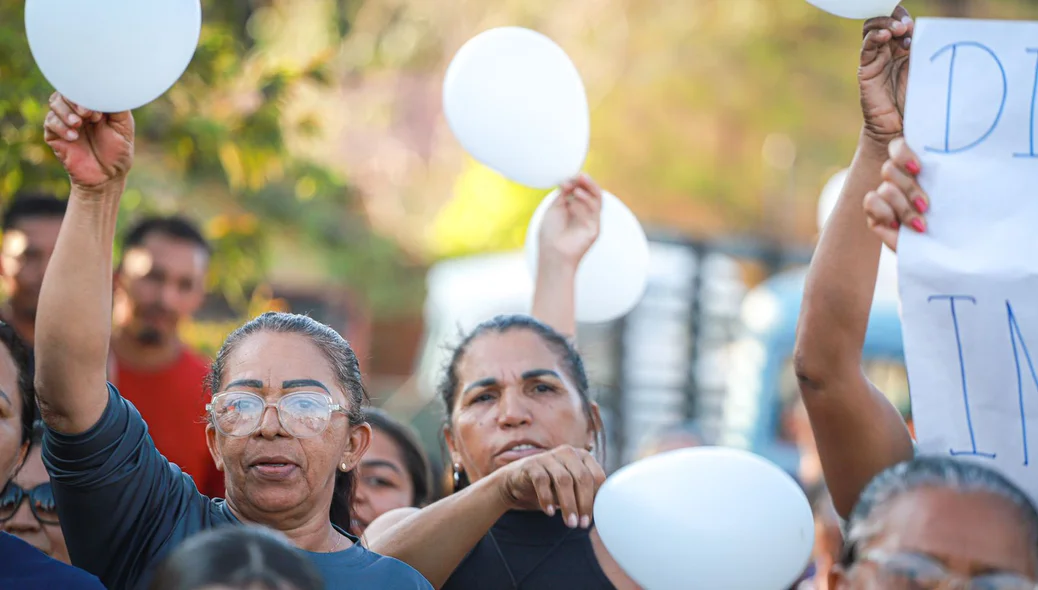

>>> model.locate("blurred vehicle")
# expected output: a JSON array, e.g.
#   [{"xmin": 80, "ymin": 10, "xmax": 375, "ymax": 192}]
[{"xmin": 720, "ymin": 254, "xmax": 909, "ymax": 475}]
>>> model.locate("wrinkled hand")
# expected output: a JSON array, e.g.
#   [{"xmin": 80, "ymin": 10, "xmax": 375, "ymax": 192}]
[
  {"xmin": 495, "ymin": 445, "xmax": 606, "ymax": 529},
  {"xmin": 863, "ymin": 137, "xmax": 928, "ymax": 252},
  {"xmin": 859, "ymin": 5, "xmax": 914, "ymax": 147},
  {"xmin": 43, "ymin": 93, "xmax": 134, "ymax": 192},
  {"xmin": 538, "ymin": 174, "xmax": 603, "ymax": 269}
]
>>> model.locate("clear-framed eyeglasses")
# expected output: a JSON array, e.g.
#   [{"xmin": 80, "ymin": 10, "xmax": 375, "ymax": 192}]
[
  {"xmin": 858, "ymin": 549, "xmax": 1038, "ymax": 590},
  {"xmin": 207, "ymin": 391, "xmax": 348, "ymax": 438}
]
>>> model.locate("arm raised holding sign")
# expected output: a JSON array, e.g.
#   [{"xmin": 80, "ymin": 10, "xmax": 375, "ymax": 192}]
[{"xmin": 793, "ymin": 6, "xmax": 916, "ymax": 518}]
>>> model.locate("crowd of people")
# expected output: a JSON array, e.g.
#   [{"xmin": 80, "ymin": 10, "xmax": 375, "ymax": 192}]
[{"xmin": 0, "ymin": 4, "xmax": 1036, "ymax": 589}]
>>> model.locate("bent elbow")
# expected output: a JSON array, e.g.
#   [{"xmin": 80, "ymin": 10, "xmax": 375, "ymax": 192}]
[{"xmin": 792, "ymin": 345, "xmax": 827, "ymax": 395}]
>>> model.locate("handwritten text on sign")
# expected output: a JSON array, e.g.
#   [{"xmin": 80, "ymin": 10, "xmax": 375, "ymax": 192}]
[{"xmin": 902, "ymin": 18, "xmax": 1038, "ymax": 502}]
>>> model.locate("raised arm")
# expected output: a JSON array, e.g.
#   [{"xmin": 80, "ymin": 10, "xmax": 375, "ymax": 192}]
[
  {"xmin": 792, "ymin": 9, "xmax": 915, "ymax": 517},
  {"xmin": 530, "ymin": 174, "xmax": 602, "ymax": 338},
  {"xmin": 36, "ymin": 94, "xmax": 134, "ymax": 434}
]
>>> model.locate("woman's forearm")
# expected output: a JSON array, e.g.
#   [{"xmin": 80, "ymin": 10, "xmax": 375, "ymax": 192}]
[
  {"xmin": 35, "ymin": 184, "xmax": 122, "ymax": 434},
  {"xmin": 369, "ymin": 473, "xmax": 510, "ymax": 589}
]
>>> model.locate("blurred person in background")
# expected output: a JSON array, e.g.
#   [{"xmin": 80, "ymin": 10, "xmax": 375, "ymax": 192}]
[
  {"xmin": 36, "ymin": 95, "xmax": 431, "ymax": 589},
  {"xmin": 350, "ymin": 407, "xmax": 434, "ymax": 535},
  {"xmin": 0, "ymin": 322, "xmax": 102, "ymax": 588},
  {"xmin": 1, "ymin": 194, "xmax": 67, "ymax": 347},
  {"xmin": 148, "ymin": 526, "xmax": 326, "ymax": 590},
  {"xmin": 831, "ymin": 457, "xmax": 1038, "ymax": 589},
  {"xmin": 796, "ymin": 487, "xmax": 843, "ymax": 590},
  {"xmin": 366, "ymin": 175, "xmax": 640, "ymax": 589},
  {"xmin": 109, "ymin": 215, "xmax": 224, "ymax": 498},
  {"xmin": 1, "ymin": 421, "xmax": 70, "ymax": 564},
  {"xmin": 635, "ymin": 421, "xmax": 706, "ymax": 460}
]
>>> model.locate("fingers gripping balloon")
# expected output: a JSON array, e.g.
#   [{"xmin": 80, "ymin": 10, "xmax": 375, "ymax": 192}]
[
  {"xmin": 805, "ymin": 0, "xmax": 900, "ymax": 19},
  {"xmin": 525, "ymin": 190, "xmax": 650, "ymax": 324},
  {"xmin": 26, "ymin": 0, "xmax": 201, "ymax": 113}
]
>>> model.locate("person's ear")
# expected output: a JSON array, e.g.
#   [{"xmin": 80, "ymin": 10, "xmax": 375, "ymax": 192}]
[
  {"xmin": 341, "ymin": 422, "xmax": 372, "ymax": 472},
  {"xmin": 205, "ymin": 424, "xmax": 224, "ymax": 472},
  {"xmin": 586, "ymin": 401, "xmax": 603, "ymax": 448}
]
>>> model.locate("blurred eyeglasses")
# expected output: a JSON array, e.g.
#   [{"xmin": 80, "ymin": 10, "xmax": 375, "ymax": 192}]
[
  {"xmin": 207, "ymin": 391, "xmax": 348, "ymax": 438},
  {"xmin": 0, "ymin": 482, "xmax": 59, "ymax": 526},
  {"xmin": 860, "ymin": 550, "xmax": 1038, "ymax": 590}
]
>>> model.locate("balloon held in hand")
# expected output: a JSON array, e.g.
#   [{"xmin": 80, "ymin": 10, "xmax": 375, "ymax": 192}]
[
  {"xmin": 526, "ymin": 190, "xmax": 649, "ymax": 323},
  {"xmin": 443, "ymin": 27, "xmax": 590, "ymax": 189},
  {"xmin": 594, "ymin": 447, "xmax": 814, "ymax": 590},
  {"xmin": 805, "ymin": 0, "xmax": 900, "ymax": 19},
  {"xmin": 26, "ymin": 0, "xmax": 202, "ymax": 113}
]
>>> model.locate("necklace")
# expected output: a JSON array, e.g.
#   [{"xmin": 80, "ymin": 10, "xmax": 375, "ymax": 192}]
[
  {"xmin": 329, "ymin": 531, "xmax": 346, "ymax": 553},
  {"xmin": 487, "ymin": 527, "xmax": 575, "ymax": 590}
]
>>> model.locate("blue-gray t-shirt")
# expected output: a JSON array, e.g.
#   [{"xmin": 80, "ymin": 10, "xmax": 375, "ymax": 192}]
[{"xmin": 42, "ymin": 384, "xmax": 432, "ymax": 590}]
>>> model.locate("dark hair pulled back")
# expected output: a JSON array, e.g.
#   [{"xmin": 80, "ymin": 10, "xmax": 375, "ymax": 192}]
[
  {"xmin": 206, "ymin": 312, "xmax": 367, "ymax": 530},
  {"xmin": 437, "ymin": 314, "xmax": 601, "ymax": 490}
]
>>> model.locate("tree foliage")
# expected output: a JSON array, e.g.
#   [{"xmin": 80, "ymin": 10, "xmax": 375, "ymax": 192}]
[{"xmin": 0, "ymin": 0, "xmax": 423, "ymax": 331}]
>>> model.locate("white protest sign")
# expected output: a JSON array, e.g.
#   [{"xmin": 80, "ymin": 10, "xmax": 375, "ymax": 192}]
[{"xmin": 901, "ymin": 17, "xmax": 1038, "ymax": 500}]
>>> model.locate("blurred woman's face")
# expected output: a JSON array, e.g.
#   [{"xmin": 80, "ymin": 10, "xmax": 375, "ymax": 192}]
[
  {"xmin": 444, "ymin": 329, "xmax": 597, "ymax": 484},
  {"xmin": 205, "ymin": 331, "xmax": 371, "ymax": 521},
  {"xmin": 0, "ymin": 347, "xmax": 25, "ymax": 489},
  {"xmin": 1, "ymin": 446, "xmax": 69, "ymax": 563},
  {"xmin": 832, "ymin": 487, "xmax": 1038, "ymax": 589},
  {"xmin": 352, "ymin": 428, "xmax": 415, "ymax": 533}
]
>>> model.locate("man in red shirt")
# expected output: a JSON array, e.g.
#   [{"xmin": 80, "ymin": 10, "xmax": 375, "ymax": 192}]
[
  {"xmin": 108, "ymin": 216, "xmax": 223, "ymax": 498},
  {"xmin": 0, "ymin": 194, "xmax": 67, "ymax": 347}
]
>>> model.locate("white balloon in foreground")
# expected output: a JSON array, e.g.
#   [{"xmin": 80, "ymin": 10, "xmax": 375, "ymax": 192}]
[
  {"xmin": 805, "ymin": 0, "xmax": 900, "ymax": 19},
  {"xmin": 26, "ymin": 0, "xmax": 201, "ymax": 112},
  {"xmin": 525, "ymin": 191, "xmax": 649, "ymax": 323},
  {"xmin": 594, "ymin": 447, "xmax": 813, "ymax": 590},
  {"xmin": 444, "ymin": 27, "xmax": 590, "ymax": 189}
]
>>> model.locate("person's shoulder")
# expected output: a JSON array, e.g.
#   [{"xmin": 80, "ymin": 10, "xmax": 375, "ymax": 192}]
[
  {"xmin": 362, "ymin": 506, "xmax": 420, "ymax": 547},
  {"xmin": 0, "ymin": 533, "xmax": 105, "ymax": 589},
  {"xmin": 358, "ymin": 547, "xmax": 433, "ymax": 588}
]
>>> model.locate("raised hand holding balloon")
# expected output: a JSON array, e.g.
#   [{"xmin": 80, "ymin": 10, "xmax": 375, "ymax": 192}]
[
  {"xmin": 593, "ymin": 447, "xmax": 814, "ymax": 590},
  {"xmin": 444, "ymin": 27, "xmax": 650, "ymax": 323},
  {"xmin": 525, "ymin": 184, "xmax": 649, "ymax": 324},
  {"xmin": 805, "ymin": 0, "xmax": 899, "ymax": 19},
  {"xmin": 26, "ymin": 0, "xmax": 202, "ymax": 113}
]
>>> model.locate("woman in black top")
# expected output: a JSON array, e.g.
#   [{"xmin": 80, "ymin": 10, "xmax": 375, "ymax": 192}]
[{"xmin": 366, "ymin": 175, "xmax": 638, "ymax": 589}]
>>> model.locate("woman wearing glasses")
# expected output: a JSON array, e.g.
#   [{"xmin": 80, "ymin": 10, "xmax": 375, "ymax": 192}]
[
  {"xmin": 33, "ymin": 95, "xmax": 431, "ymax": 589},
  {"xmin": 832, "ymin": 457, "xmax": 1038, "ymax": 589},
  {"xmin": 1, "ymin": 421, "xmax": 69, "ymax": 564},
  {"xmin": 0, "ymin": 322, "xmax": 103, "ymax": 588}
]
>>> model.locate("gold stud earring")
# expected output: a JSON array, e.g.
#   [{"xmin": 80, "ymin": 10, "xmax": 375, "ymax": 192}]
[{"xmin": 340, "ymin": 462, "xmax": 348, "ymax": 471}]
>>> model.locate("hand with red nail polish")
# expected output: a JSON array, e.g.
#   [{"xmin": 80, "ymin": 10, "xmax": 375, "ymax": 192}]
[{"xmin": 863, "ymin": 137, "xmax": 930, "ymax": 253}]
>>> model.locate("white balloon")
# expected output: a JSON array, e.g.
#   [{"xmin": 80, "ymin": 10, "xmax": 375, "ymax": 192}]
[
  {"xmin": 444, "ymin": 27, "xmax": 590, "ymax": 189},
  {"xmin": 526, "ymin": 190, "xmax": 649, "ymax": 323},
  {"xmin": 594, "ymin": 447, "xmax": 814, "ymax": 590},
  {"xmin": 26, "ymin": 0, "xmax": 201, "ymax": 113},
  {"xmin": 805, "ymin": 0, "xmax": 900, "ymax": 19}
]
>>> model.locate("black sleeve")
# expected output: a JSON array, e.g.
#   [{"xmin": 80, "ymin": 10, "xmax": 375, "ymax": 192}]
[{"xmin": 43, "ymin": 383, "xmax": 211, "ymax": 590}]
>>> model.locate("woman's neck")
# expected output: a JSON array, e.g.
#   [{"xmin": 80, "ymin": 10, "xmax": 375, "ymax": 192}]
[{"xmin": 225, "ymin": 498, "xmax": 353, "ymax": 553}]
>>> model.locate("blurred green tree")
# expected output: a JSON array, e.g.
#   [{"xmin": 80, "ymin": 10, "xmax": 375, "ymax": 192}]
[{"xmin": 0, "ymin": 0, "xmax": 424, "ymax": 345}]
